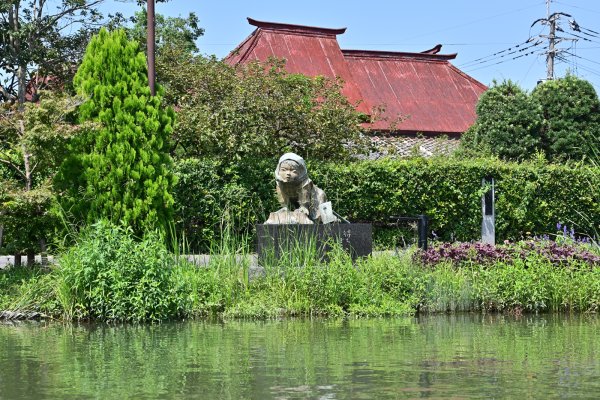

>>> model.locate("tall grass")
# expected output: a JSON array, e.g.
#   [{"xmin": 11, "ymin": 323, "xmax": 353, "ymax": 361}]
[
  {"xmin": 2, "ymin": 223, "xmax": 600, "ymax": 321},
  {"xmin": 55, "ymin": 221, "xmax": 193, "ymax": 322},
  {"xmin": 0, "ymin": 265, "xmax": 56, "ymax": 312}
]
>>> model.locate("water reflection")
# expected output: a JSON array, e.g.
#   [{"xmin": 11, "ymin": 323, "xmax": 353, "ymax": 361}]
[{"xmin": 1, "ymin": 314, "xmax": 599, "ymax": 399}]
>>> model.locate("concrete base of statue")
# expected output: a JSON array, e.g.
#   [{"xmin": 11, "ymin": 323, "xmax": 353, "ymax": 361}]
[
  {"xmin": 264, "ymin": 210, "xmax": 314, "ymax": 225},
  {"xmin": 256, "ymin": 223, "xmax": 372, "ymax": 263}
]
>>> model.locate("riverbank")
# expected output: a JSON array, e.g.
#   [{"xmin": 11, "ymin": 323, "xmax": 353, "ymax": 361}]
[{"xmin": 2, "ymin": 238, "xmax": 599, "ymax": 321}]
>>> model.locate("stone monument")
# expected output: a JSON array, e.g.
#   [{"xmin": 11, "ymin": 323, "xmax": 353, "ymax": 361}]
[
  {"xmin": 265, "ymin": 153, "xmax": 338, "ymax": 225},
  {"xmin": 257, "ymin": 153, "xmax": 371, "ymax": 260}
]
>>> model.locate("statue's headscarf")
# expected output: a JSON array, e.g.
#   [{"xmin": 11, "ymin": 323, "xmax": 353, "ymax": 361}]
[{"xmin": 275, "ymin": 153, "xmax": 308, "ymax": 182}]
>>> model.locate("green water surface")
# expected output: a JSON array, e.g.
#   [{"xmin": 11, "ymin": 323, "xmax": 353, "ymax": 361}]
[{"xmin": 1, "ymin": 314, "xmax": 599, "ymax": 399}]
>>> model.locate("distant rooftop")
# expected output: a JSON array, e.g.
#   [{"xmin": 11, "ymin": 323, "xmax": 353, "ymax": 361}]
[{"xmin": 225, "ymin": 18, "xmax": 487, "ymax": 135}]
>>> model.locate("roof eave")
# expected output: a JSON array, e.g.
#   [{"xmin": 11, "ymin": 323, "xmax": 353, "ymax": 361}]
[
  {"xmin": 247, "ymin": 17, "xmax": 347, "ymax": 36},
  {"xmin": 342, "ymin": 49, "xmax": 457, "ymax": 61}
]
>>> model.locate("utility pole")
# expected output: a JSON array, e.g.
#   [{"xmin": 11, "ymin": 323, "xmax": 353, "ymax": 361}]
[
  {"xmin": 147, "ymin": 0, "xmax": 156, "ymax": 96},
  {"xmin": 546, "ymin": 0, "xmax": 556, "ymax": 80},
  {"xmin": 531, "ymin": 0, "xmax": 574, "ymax": 82}
]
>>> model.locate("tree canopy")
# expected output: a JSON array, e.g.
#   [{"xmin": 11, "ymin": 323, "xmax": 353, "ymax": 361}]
[
  {"xmin": 0, "ymin": 91, "xmax": 82, "ymax": 257},
  {"xmin": 531, "ymin": 75, "xmax": 600, "ymax": 162},
  {"xmin": 157, "ymin": 47, "xmax": 369, "ymax": 161},
  {"xmin": 107, "ymin": 9, "xmax": 204, "ymax": 55},
  {"xmin": 58, "ymin": 28, "xmax": 176, "ymax": 233},
  {"xmin": 461, "ymin": 80, "xmax": 543, "ymax": 161},
  {"xmin": 462, "ymin": 76, "xmax": 600, "ymax": 163},
  {"xmin": 0, "ymin": 0, "xmax": 104, "ymax": 104}
]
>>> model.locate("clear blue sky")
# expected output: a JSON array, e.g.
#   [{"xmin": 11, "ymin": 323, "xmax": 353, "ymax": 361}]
[{"xmin": 100, "ymin": 0, "xmax": 600, "ymax": 92}]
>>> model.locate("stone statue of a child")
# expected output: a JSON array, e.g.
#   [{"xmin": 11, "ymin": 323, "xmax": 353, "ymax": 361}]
[{"xmin": 265, "ymin": 153, "xmax": 336, "ymax": 224}]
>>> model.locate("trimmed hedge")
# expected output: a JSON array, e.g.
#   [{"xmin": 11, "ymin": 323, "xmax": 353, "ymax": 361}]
[{"xmin": 173, "ymin": 157, "xmax": 600, "ymax": 251}]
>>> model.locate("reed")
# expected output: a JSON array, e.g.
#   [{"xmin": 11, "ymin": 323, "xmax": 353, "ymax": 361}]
[{"xmin": 2, "ymin": 224, "xmax": 599, "ymax": 321}]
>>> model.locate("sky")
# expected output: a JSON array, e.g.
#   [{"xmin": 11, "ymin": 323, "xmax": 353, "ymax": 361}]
[{"xmin": 100, "ymin": 0, "xmax": 600, "ymax": 92}]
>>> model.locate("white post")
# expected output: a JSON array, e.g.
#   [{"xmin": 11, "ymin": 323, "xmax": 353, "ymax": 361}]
[{"xmin": 481, "ymin": 177, "xmax": 495, "ymax": 245}]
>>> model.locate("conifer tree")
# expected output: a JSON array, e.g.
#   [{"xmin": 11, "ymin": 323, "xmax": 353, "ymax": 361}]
[
  {"xmin": 531, "ymin": 75, "xmax": 600, "ymax": 162},
  {"xmin": 461, "ymin": 80, "xmax": 542, "ymax": 161},
  {"xmin": 65, "ymin": 28, "xmax": 176, "ymax": 233}
]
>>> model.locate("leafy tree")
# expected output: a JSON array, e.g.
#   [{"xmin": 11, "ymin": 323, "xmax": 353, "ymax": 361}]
[
  {"xmin": 0, "ymin": 0, "xmax": 104, "ymax": 104},
  {"xmin": 462, "ymin": 76, "xmax": 600, "ymax": 163},
  {"xmin": 0, "ymin": 93, "xmax": 83, "ymax": 189},
  {"xmin": 157, "ymin": 50, "xmax": 368, "ymax": 161},
  {"xmin": 107, "ymin": 9, "xmax": 204, "ymax": 55},
  {"xmin": 461, "ymin": 80, "xmax": 542, "ymax": 161},
  {"xmin": 531, "ymin": 74, "xmax": 600, "ymax": 162},
  {"xmin": 0, "ymin": 92, "xmax": 82, "ymax": 263},
  {"xmin": 0, "ymin": 0, "xmax": 104, "ymax": 262},
  {"xmin": 59, "ymin": 28, "xmax": 176, "ymax": 234}
]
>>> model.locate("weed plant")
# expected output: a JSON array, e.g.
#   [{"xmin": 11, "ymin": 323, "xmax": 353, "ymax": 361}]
[
  {"xmin": 55, "ymin": 221, "xmax": 193, "ymax": 322},
  {"xmin": 0, "ymin": 265, "xmax": 55, "ymax": 311},
  {"xmin": 2, "ymin": 224, "xmax": 600, "ymax": 321}
]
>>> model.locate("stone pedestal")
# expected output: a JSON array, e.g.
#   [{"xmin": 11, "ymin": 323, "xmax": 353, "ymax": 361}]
[{"xmin": 256, "ymin": 223, "xmax": 372, "ymax": 263}]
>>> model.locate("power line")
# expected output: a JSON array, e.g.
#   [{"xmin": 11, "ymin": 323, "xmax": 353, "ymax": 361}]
[
  {"xmin": 567, "ymin": 61, "xmax": 600, "ymax": 78},
  {"xmin": 567, "ymin": 31, "xmax": 598, "ymax": 44},
  {"xmin": 580, "ymin": 26, "xmax": 600, "ymax": 35},
  {"xmin": 458, "ymin": 39, "xmax": 543, "ymax": 68},
  {"xmin": 464, "ymin": 47, "xmax": 546, "ymax": 73},
  {"xmin": 521, "ymin": 52, "xmax": 544, "ymax": 83},
  {"xmin": 401, "ymin": 1, "xmax": 546, "ymax": 41},
  {"xmin": 554, "ymin": 1, "xmax": 600, "ymax": 15},
  {"xmin": 556, "ymin": 52, "xmax": 600, "ymax": 79},
  {"xmin": 563, "ymin": 51, "xmax": 600, "ymax": 67}
]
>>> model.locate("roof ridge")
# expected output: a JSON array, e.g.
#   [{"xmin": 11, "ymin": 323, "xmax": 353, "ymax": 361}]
[
  {"xmin": 342, "ymin": 49, "xmax": 457, "ymax": 61},
  {"xmin": 247, "ymin": 17, "xmax": 346, "ymax": 36}
]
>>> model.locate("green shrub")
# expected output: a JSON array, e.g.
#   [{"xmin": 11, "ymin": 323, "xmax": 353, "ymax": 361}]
[
  {"xmin": 59, "ymin": 28, "xmax": 176, "ymax": 234},
  {"xmin": 173, "ymin": 157, "xmax": 600, "ymax": 249},
  {"xmin": 0, "ymin": 265, "xmax": 53, "ymax": 311},
  {"xmin": 531, "ymin": 75, "xmax": 600, "ymax": 162},
  {"xmin": 462, "ymin": 76, "xmax": 600, "ymax": 162},
  {"xmin": 462, "ymin": 80, "xmax": 542, "ymax": 161},
  {"xmin": 56, "ymin": 221, "xmax": 191, "ymax": 322},
  {"xmin": 173, "ymin": 158, "xmax": 275, "ymax": 251}
]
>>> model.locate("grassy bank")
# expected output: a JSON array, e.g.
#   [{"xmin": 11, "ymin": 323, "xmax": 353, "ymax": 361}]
[{"xmin": 1, "ymin": 222, "xmax": 599, "ymax": 321}]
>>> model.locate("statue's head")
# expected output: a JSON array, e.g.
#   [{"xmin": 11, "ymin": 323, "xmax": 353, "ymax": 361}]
[{"xmin": 275, "ymin": 153, "xmax": 308, "ymax": 183}]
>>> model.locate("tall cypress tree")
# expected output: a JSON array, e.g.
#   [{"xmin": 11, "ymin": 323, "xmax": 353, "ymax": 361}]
[
  {"xmin": 462, "ymin": 80, "xmax": 542, "ymax": 161},
  {"xmin": 65, "ymin": 28, "xmax": 176, "ymax": 233},
  {"xmin": 531, "ymin": 75, "xmax": 600, "ymax": 162}
]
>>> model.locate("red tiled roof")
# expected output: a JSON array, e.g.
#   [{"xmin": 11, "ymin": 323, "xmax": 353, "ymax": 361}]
[
  {"xmin": 225, "ymin": 18, "xmax": 487, "ymax": 134},
  {"xmin": 226, "ymin": 18, "xmax": 369, "ymax": 113}
]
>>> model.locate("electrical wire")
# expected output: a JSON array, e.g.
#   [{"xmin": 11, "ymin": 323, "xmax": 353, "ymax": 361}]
[
  {"xmin": 464, "ymin": 47, "xmax": 546, "ymax": 73},
  {"xmin": 458, "ymin": 39, "xmax": 534, "ymax": 65},
  {"xmin": 566, "ymin": 61, "xmax": 600, "ymax": 78},
  {"xmin": 554, "ymin": 1, "xmax": 600, "ymax": 15},
  {"xmin": 555, "ymin": 52, "xmax": 600, "ymax": 79},
  {"xmin": 581, "ymin": 26, "xmax": 600, "ymax": 35},
  {"xmin": 563, "ymin": 51, "xmax": 600, "ymax": 67},
  {"xmin": 459, "ymin": 40, "xmax": 543, "ymax": 68},
  {"xmin": 520, "ymin": 52, "xmax": 544, "ymax": 83},
  {"xmin": 579, "ymin": 29, "xmax": 600, "ymax": 38},
  {"xmin": 568, "ymin": 32, "xmax": 597, "ymax": 44},
  {"xmin": 401, "ymin": 1, "xmax": 546, "ymax": 41}
]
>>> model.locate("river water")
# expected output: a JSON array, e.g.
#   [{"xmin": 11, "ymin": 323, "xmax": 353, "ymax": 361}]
[{"xmin": 1, "ymin": 314, "xmax": 599, "ymax": 399}]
